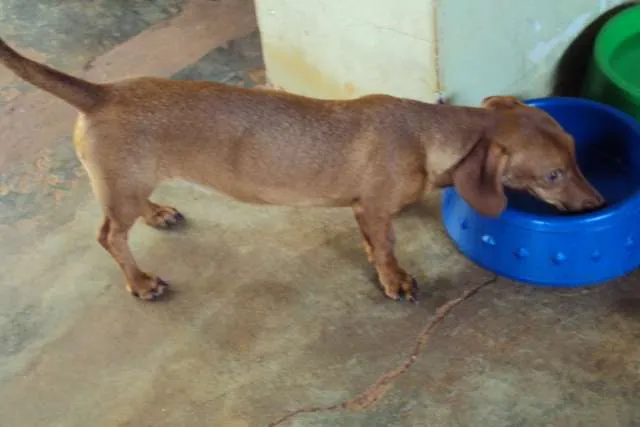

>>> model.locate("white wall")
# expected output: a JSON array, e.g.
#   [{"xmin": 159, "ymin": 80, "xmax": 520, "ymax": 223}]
[
  {"xmin": 255, "ymin": 0, "xmax": 625, "ymax": 105},
  {"xmin": 438, "ymin": 0, "xmax": 625, "ymax": 105}
]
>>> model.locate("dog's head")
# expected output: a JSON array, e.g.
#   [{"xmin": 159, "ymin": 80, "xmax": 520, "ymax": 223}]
[{"xmin": 450, "ymin": 95, "xmax": 605, "ymax": 217}]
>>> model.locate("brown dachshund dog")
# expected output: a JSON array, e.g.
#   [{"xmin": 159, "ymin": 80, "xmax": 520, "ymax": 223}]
[{"xmin": 0, "ymin": 38, "xmax": 604, "ymax": 302}]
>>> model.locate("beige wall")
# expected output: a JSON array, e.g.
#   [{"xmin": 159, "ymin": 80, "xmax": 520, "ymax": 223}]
[{"xmin": 255, "ymin": 0, "xmax": 624, "ymax": 105}]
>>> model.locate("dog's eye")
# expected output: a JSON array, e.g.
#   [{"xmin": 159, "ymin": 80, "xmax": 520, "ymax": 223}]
[{"xmin": 546, "ymin": 169, "xmax": 564, "ymax": 183}]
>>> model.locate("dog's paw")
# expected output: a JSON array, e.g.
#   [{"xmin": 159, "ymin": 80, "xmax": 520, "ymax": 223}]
[
  {"xmin": 145, "ymin": 205, "xmax": 185, "ymax": 229},
  {"xmin": 381, "ymin": 273, "xmax": 419, "ymax": 303},
  {"xmin": 127, "ymin": 276, "xmax": 170, "ymax": 301},
  {"xmin": 403, "ymin": 277, "xmax": 420, "ymax": 303}
]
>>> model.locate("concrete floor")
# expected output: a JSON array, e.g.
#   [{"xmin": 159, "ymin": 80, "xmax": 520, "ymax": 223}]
[{"xmin": 0, "ymin": 1, "xmax": 639, "ymax": 426}]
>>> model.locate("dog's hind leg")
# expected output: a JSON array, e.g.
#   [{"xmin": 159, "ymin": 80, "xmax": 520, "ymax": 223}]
[
  {"xmin": 73, "ymin": 117, "xmax": 174, "ymax": 299},
  {"xmin": 90, "ymin": 172, "xmax": 170, "ymax": 300}
]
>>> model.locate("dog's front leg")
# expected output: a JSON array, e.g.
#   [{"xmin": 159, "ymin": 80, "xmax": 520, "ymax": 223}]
[
  {"xmin": 142, "ymin": 201, "xmax": 185, "ymax": 229},
  {"xmin": 353, "ymin": 204, "xmax": 375, "ymax": 264},
  {"xmin": 352, "ymin": 203, "xmax": 418, "ymax": 301}
]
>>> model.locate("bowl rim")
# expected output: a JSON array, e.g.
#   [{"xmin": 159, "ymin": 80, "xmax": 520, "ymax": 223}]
[
  {"xmin": 493, "ymin": 96, "xmax": 640, "ymax": 228},
  {"xmin": 594, "ymin": 4, "xmax": 640, "ymax": 98}
]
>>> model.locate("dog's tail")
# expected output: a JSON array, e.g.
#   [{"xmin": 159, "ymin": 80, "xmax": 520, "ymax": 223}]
[{"xmin": 0, "ymin": 38, "xmax": 107, "ymax": 112}]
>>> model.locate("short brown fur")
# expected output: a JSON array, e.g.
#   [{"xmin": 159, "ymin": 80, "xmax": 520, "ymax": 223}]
[{"xmin": 0, "ymin": 38, "xmax": 604, "ymax": 301}]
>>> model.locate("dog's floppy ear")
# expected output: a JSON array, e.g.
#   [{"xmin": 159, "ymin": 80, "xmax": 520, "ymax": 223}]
[
  {"xmin": 451, "ymin": 137, "xmax": 510, "ymax": 217},
  {"xmin": 481, "ymin": 95, "xmax": 526, "ymax": 110}
]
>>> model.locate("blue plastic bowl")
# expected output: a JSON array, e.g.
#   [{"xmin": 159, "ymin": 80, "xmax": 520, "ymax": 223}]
[{"xmin": 441, "ymin": 97, "xmax": 640, "ymax": 287}]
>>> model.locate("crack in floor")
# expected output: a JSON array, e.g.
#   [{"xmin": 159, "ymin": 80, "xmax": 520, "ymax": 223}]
[{"xmin": 268, "ymin": 275, "xmax": 498, "ymax": 426}]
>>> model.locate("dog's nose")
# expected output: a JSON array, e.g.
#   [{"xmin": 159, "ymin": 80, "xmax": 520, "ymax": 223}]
[{"xmin": 582, "ymin": 196, "xmax": 605, "ymax": 211}]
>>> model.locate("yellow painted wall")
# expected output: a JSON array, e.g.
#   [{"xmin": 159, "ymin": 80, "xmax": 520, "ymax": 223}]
[{"xmin": 256, "ymin": 0, "xmax": 438, "ymax": 101}]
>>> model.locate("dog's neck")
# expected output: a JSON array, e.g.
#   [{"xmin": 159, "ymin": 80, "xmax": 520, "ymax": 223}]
[{"xmin": 413, "ymin": 104, "xmax": 501, "ymax": 190}]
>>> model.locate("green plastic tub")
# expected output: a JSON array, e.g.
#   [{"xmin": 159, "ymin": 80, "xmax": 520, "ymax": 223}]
[{"xmin": 582, "ymin": 5, "xmax": 640, "ymax": 120}]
